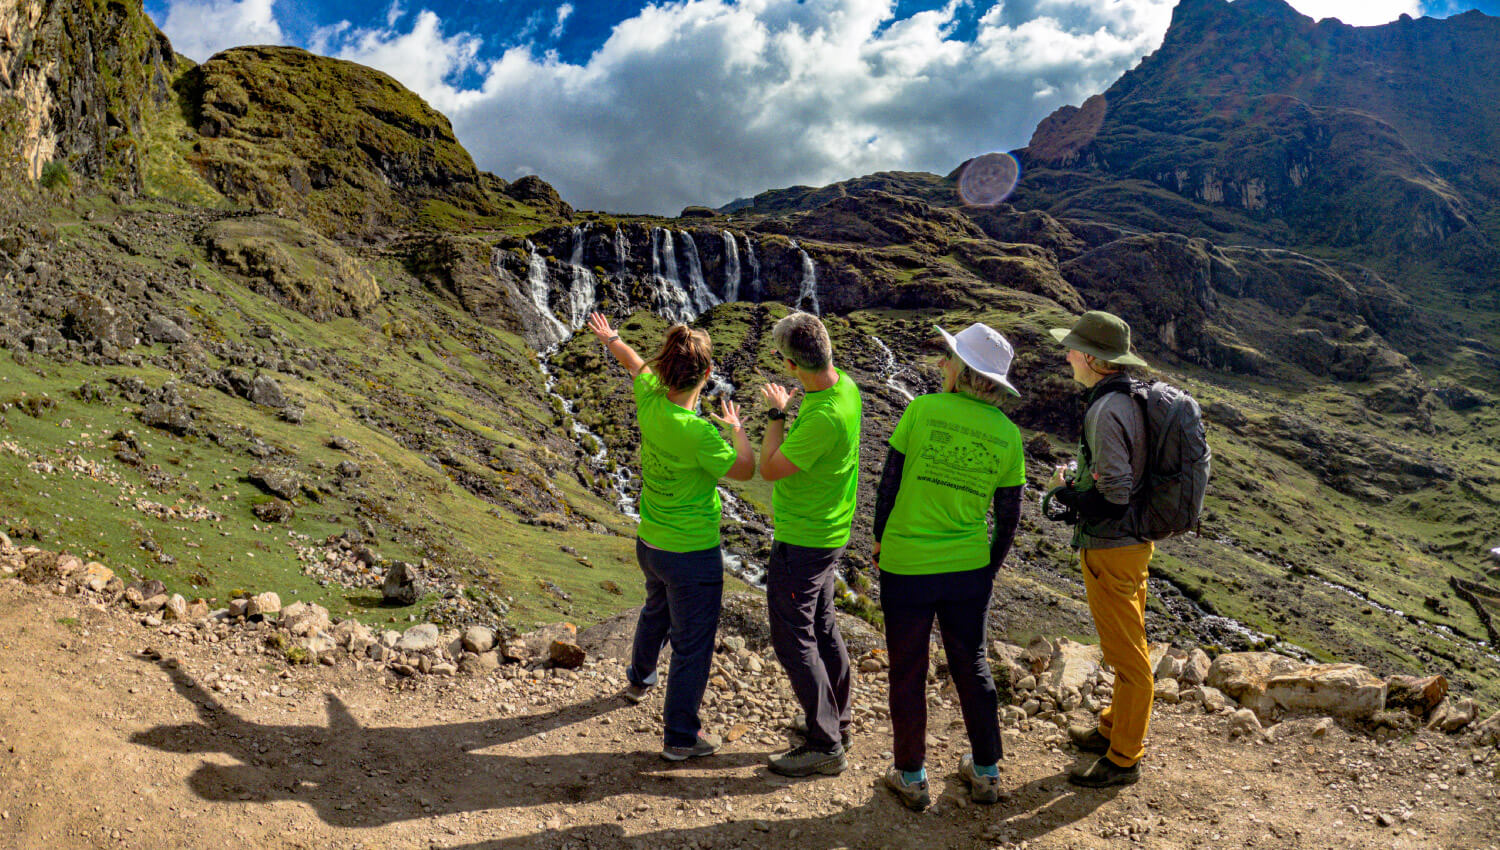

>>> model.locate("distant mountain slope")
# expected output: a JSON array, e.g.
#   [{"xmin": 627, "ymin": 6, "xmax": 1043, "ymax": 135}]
[{"xmin": 1013, "ymin": 0, "xmax": 1500, "ymax": 280}]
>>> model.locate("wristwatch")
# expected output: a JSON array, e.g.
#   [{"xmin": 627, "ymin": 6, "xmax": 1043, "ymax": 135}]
[{"xmin": 766, "ymin": 408, "xmax": 788, "ymax": 421}]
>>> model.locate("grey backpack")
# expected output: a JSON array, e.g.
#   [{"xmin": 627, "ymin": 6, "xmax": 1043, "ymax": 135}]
[{"xmin": 1098, "ymin": 380, "xmax": 1211, "ymax": 540}]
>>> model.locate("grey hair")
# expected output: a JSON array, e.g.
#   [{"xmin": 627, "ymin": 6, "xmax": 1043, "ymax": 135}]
[
  {"xmin": 771, "ymin": 312, "xmax": 832, "ymax": 371},
  {"xmin": 948, "ymin": 346, "xmax": 1012, "ymax": 407}
]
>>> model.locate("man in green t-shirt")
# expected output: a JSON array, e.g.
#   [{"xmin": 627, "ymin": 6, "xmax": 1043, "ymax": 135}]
[{"xmin": 758, "ymin": 311, "xmax": 862, "ymax": 778}]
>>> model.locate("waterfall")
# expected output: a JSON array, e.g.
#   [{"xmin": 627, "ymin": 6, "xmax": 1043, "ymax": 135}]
[
  {"xmin": 565, "ymin": 226, "xmax": 598, "ymax": 329},
  {"xmin": 678, "ymin": 231, "xmax": 720, "ymax": 316},
  {"xmin": 524, "ymin": 240, "xmax": 569, "ymax": 340},
  {"xmin": 651, "ymin": 228, "xmax": 695, "ymax": 324},
  {"xmin": 721, "ymin": 231, "xmax": 741, "ymax": 302},
  {"xmin": 745, "ymin": 238, "xmax": 762, "ymax": 301},
  {"xmin": 790, "ymin": 240, "xmax": 821, "ymax": 315},
  {"xmin": 869, "ymin": 334, "xmax": 916, "ymax": 402},
  {"xmin": 614, "ymin": 225, "xmax": 628, "ymax": 279}
]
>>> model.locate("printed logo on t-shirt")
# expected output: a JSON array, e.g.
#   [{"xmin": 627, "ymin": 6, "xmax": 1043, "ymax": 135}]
[{"xmin": 914, "ymin": 418, "xmax": 1010, "ymax": 496}]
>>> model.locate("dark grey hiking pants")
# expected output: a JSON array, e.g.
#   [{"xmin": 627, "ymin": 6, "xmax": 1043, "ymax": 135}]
[
  {"xmin": 627, "ymin": 539, "xmax": 724, "ymax": 749},
  {"xmin": 766, "ymin": 541, "xmax": 851, "ymax": 751}
]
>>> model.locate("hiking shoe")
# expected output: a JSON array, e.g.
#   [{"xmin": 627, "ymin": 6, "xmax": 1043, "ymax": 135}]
[
  {"xmin": 789, "ymin": 713, "xmax": 853, "ymax": 751},
  {"xmin": 661, "ymin": 733, "xmax": 721, "ymax": 762},
  {"xmin": 622, "ymin": 682, "xmax": 653, "ymax": 704},
  {"xmin": 958, "ymin": 754, "xmax": 1001, "ymax": 804},
  {"xmin": 768, "ymin": 744, "xmax": 847, "ymax": 777},
  {"xmin": 1067, "ymin": 756, "xmax": 1140, "ymax": 788},
  {"xmin": 883, "ymin": 767, "xmax": 930, "ymax": 811},
  {"xmin": 1067, "ymin": 724, "xmax": 1111, "ymax": 755}
]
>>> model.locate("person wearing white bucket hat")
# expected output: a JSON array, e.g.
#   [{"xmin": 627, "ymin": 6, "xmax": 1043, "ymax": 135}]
[{"xmin": 872, "ymin": 322, "xmax": 1026, "ymax": 811}]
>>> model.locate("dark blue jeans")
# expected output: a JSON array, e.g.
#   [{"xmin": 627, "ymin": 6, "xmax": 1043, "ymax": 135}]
[
  {"xmin": 627, "ymin": 539, "xmax": 724, "ymax": 748},
  {"xmin": 766, "ymin": 541, "xmax": 851, "ymax": 751}
]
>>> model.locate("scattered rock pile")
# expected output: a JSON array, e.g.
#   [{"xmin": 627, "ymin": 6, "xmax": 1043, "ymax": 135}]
[{"xmin": 1, "ymin": 531, "xmax": 1495, "ymax": 752}]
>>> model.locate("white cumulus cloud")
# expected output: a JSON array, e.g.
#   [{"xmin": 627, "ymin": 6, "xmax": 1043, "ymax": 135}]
[
  {"xmin": 158, "ymin": 0, "xmax": 283, "ymax": 62},
  {"xmin": 318, "ymin": 0, "xmax": 1180, "ymax": 214},
  {"xmin": 1283, "ymin": 0, "xmax": 1423, "ymax": 27}
]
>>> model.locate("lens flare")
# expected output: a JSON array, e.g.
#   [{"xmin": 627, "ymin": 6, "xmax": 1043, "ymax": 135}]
[{"xmin": 958, "ymin": 152, "xmax": 1022, "ymax": 207}]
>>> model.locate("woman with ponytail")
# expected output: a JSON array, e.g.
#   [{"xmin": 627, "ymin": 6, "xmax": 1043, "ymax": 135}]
[{"xmin": 587, "ymin": 311, "xmax": 754, "ymax": 762}]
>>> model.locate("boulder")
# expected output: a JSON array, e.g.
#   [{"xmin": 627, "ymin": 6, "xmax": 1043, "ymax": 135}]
[
  {"xmin": 395, "ymin": 623, "xmax": 440, "ymax": 653},
  {"xmin": 549, "ymin": 639, "xmax": 586, "ymax": 669},
  {"xmin": 161, "ymin": 594, "xmax": 190, "ymax": 621},
  {"xmin": 1025, "ymin": 636, "xmax": 1054, "ymax": 674},
  {"xmin": 247, "ymin": 374, "xmax": 286, "ymax": 408},
  {"xmin": 1428, "ymin": 698, "xmax": 1479, "ymax": 733},
  {"xmin": 140, "ymin": 402, "xmax": 193, "ymax": 435},
  {"xmin": 500, "ymin": 639, "xmax": 532, "ymax": 664},
  {"xmin": 519, "ymin": 621, "xmax": 579, "ymax": 658},
  {"xmin": 1180, "ymin": 649, "xmax": 1212, "ymax": 686},
  {"xmin": 1264, "ymin": 663, "xmax": 1386, "ymax": 721},
  {"xmin": 141, "ymin": 594, "xmax": 169, "ymax": 612},
  {"xmin": 461, "ymin": 626, "xmax": 496, "ymax": 654},
  {"xmin": 142, "ymin": 315, "xmax": 191, "ymax": 344},
  {"xmin": 253, "ymin": 500, "xmax": 295, "ymax": 523},
  {"xmin": 1154, "ymin": 678, "xmax": 1181, "ymax": 704},
  {"xmin": 1472, "ymin": 710, "xmax": 1500, "ymax": 747},
  {"xmin": 227, "ymin": 598, "xmax": 250, "ymax": 618},
  {"xmin": 297, "ymin": 629, "xmax": 336, "ymax": 655},
  {"xmin": 1046, "ymin": 638, "xmax": 1102, "ymax": 693},
  {"xmin": 18, "ymin": 550, "xmax": 62, "ymax": 585},
  {"xmin": 246, "ymin": 592, "xmax": 282, "ymax": 618},
  {"xmin": 1206, "ymin": 651, "xmax": 1306, "ymax": 714},
  {"xmin": 281, "ymin": 602, "xmax": 331, "ymax": 637},
  {"xmin": 461, "ymin": 651, "xmax": 500, "ymax": 674},
  {"xmin": 63, "ymin": 293, "xmax": 133, "ymax": 347},
  {"xmin": 1384, "ymin": 674, "xmax": 1448, "ymax": 715},
  {"xmin": 248, "ymin": 467, "xmax": 301, "ymax": 500},
  {"xmin": 1192, "ymin": 685, "xmax": 1228, "ymax": 712},
  {"xmin": 126, "ymin": 579, "xmax": 166, "ymax": 601},
  {"xmin": 382, "ymin": 561, "xmax": 423, "ymax": 606},
  {"xmin": 186, "ymin": 600, "xmax": 211, "ymax": 620},
  {"xmin": 76, "ymin": 562, "xmax": 115, "ymax": 593}
]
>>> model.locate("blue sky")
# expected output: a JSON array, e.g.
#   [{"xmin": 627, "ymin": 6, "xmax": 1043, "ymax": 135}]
[{"xmin": 143, "ymin": 0, "xmax": 1500, "ymax": 214}]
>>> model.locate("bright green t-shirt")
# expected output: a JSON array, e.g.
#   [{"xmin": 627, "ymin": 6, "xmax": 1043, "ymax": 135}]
[
  {"xmin": 772, "ymin": 369, "xmax": 862, "ymax": 548},
  {"xmin": 879, "ymin": 392, "xmax": 1026, "ymax": 575},
  {"xmin": 633, "ymin": 371, "xmax": 737, "ymax": 552}
]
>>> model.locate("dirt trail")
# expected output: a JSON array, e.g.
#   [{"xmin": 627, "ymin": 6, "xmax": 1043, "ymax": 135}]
[{"xmin": 0, "ymin": 579, "xmax": 1497, "ymax": 850}]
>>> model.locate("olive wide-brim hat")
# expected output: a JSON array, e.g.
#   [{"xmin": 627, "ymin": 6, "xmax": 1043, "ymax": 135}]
[{"xmin": 1049, "ymin": 310, "xmax": 1148, "ymax": 368}]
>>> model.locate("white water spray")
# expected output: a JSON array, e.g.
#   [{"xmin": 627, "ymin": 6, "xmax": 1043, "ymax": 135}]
[
  {"xmin": 650, "ymin": 228, "xmax": 696, "ymax": 323},
  {"xmin": 790, "ymin": 239, "xmax": 821, "ymax": 315},
  {"xmin": 869, "ymin": 334, "xmax": 916, "ymax": 402},
  {"xmin": 678, "ymin": 231, "xmax": 720, "ymax": 316},
  {"xmin": 564, "ymin": 226, "xmax": 598, "ymax": 329},
  {"xmin": 721, "ymin": 231, "xmax": 741, "ymax": 302},
  {"xmin": 537, "ymin": 344, "xmax": 638, "ymax": 519},
  {"xmin": 745, "ymin": 238, "xmax": 761, "ymax": 301},
  {"xmin": 524, "ymin": 240, "xmax": 569, "ymax": 340}
]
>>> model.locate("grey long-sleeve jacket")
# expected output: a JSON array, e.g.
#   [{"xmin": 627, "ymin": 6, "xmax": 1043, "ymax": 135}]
[{"xmin": 1065, "ymin": 374, "xmax": 1148, "ymax": 550}]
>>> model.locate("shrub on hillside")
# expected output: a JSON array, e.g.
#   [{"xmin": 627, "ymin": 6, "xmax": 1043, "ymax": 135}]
[{"xmin": 39, "ymin": 160, "xmax": 70, "ymax": 190}]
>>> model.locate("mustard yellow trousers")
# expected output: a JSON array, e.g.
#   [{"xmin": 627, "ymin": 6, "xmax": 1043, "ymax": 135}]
[{"xmin": 1081, "ymin": 542, "xmax": 1154, "ymax": 767}]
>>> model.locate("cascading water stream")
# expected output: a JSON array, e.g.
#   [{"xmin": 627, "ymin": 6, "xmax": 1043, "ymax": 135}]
[
  {"xmin": 614, "ymin": 225, "xmax": 628, "ymax": 279},
  {"xmin": 869, "ymin": 334, "xmax": 916, "ymax": 402},
  {"xmin": 721, "ymin": 231, "xmax": 741, "ymax": 302},
  {"xmin": 536, "ymin": 344, "xmax": 638, "ymax": 519},
  {"xmin": 789, "ymin": 239, "xmax": 821, "ymax": 315},
  {"xmin": 745, "ymin": 239, "xmax": 762, "ymax": 301},
  {"xmin": 678, "ymin": 231, "xmax": 720, "ymax": 316},
  {"xmin": 565, "ymin": 226, "xmax": 598, "ymax": 329},
  {"xmin": 524, "ymin": 240, "xmax": 569, "ymax": 341},
  {"xmin": 651, "ymin": 228, "xmax": 695, "ymax": 324}
]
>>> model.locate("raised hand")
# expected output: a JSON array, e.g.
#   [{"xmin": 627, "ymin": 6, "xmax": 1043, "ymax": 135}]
[
  {"xmin": 760, "ymin": 382, "xmax": 795, "ymax": 412},
  {"xmin": 587, "ymin": 312, "xmax": 616, "ymax": 342},
  {"xmin": 709, "ymin": 397, "xmax": 743, "ymax": 430}
]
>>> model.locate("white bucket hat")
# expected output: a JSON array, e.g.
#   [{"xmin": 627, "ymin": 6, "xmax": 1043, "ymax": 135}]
[{"xmin": 935, "ymin": 323, "xmax": 1020, "ymax": 397}]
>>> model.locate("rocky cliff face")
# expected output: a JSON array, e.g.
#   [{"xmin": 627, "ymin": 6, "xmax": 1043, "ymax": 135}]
[{"xmin": 0, "ymin": 0, "xmax": 176, "ymax": 188}]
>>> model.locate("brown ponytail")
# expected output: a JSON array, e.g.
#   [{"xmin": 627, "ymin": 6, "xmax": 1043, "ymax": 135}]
[{"xmin": 647, "ymin": 324, "xmax": 713, "ymax": 392}]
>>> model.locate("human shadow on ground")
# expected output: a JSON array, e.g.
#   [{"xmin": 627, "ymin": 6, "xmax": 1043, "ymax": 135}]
[
  {"xmin": 129, "ymin": 655, "xmax": 770, "ymax": 828},
  {"xmin": 448, "ymin": 768, "xmax": 1119, "ymax": 849}
]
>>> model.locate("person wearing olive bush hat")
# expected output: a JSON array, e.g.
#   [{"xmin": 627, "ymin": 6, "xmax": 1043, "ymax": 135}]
[
  {"xmin": 1046, "ymin": 310, "xmax": 1153, "ymax": 789},
  {"xmin": 872, "ymin": 322, "xmax": 1026, "ymax": 811}
]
